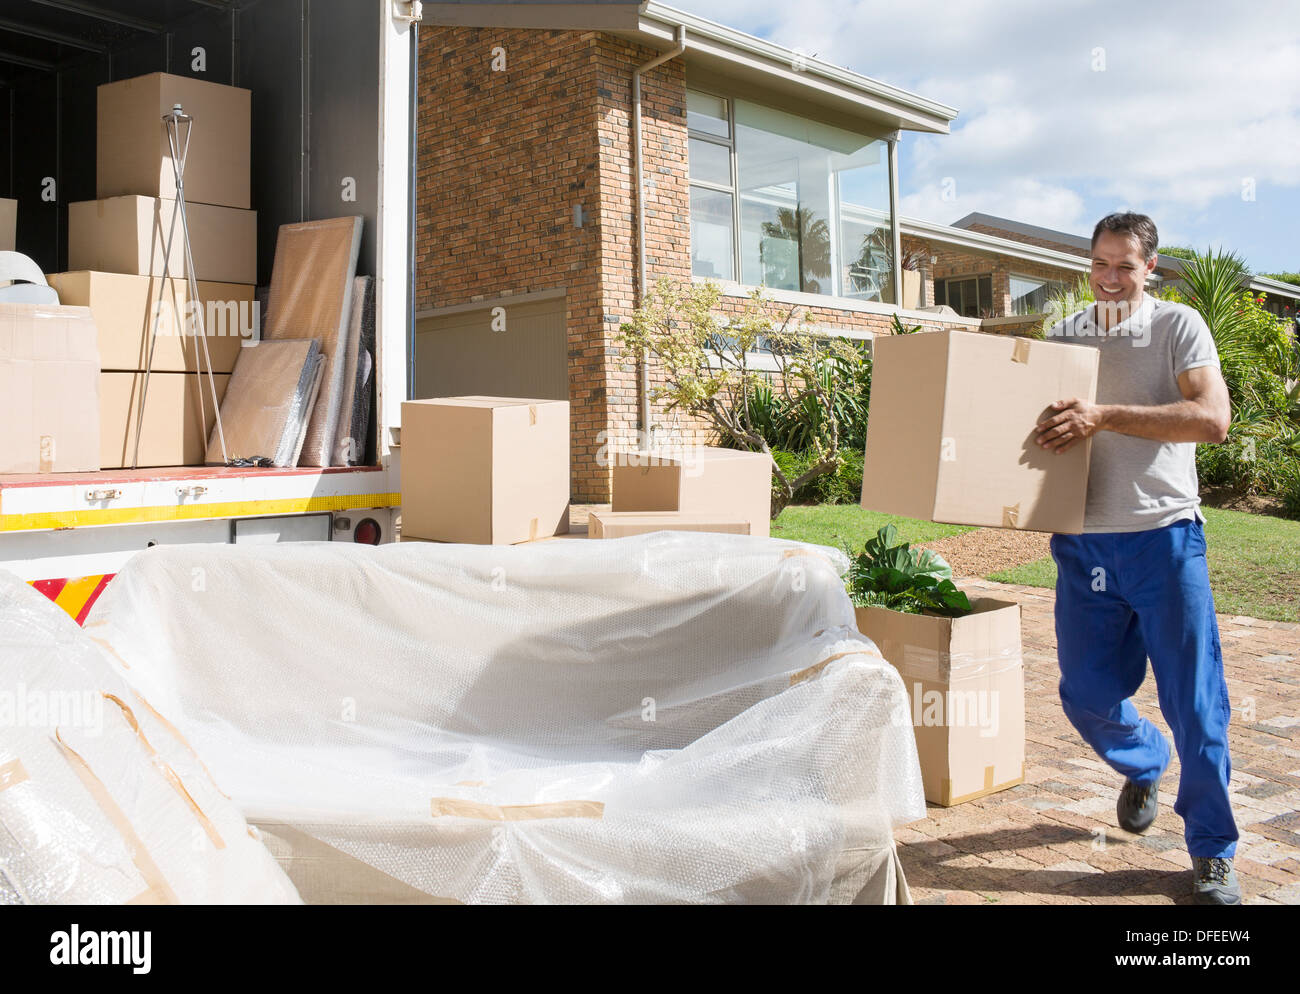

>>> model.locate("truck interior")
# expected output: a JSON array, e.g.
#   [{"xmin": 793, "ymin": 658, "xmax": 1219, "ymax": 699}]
[{"xmin": 0, "ymin": 0, "xmax": 386, "ymax": 489}]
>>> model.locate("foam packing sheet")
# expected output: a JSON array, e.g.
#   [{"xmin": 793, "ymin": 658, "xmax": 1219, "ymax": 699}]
[
  {"xmin": 206, "ymin": 338, "xmax": 323, "ymax": 467},
  {"xmin": 264, "ymin": 216, "xmax": 362, "ymax": 467}
]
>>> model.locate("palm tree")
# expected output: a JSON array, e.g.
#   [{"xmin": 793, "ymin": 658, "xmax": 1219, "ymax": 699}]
[{"xmin": 761, "ymin": 206, "xmax": 831, "ymax": 294}]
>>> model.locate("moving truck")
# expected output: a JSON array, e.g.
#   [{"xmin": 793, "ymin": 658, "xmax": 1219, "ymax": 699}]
[{"xmin": 0, "ymin": 0, "xmax": 641, "ymax": 622}]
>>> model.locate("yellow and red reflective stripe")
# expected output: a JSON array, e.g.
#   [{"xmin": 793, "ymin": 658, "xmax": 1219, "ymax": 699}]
[{"xmin": 30, "ymin": 574, "xmax": 114, "ymax": 626}]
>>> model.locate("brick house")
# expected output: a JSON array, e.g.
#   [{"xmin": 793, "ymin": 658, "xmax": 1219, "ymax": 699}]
[
  {"xmin": 414, "ymin": 5, "xmax": 1057, "ymax": 500},
  {"xmin": 951, "ymin": 212, "xmax": 1300, "ymax": 325}
]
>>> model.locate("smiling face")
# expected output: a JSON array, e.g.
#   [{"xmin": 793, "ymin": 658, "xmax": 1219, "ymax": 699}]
[{"xmin": 1090, "ymin": 229, "xmax": 1156, "ymax": 311}]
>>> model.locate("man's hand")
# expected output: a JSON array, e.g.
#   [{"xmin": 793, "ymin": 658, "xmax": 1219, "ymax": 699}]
[{"xmin": 1036, "ymin": 398, "xmax": 1104, "ymax": 454}]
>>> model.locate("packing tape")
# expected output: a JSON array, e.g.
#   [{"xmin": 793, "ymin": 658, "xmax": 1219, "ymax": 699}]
[
  {"xmin": 1011, "ymin": 338, "xmax": 1032, "ymax": 363},
  {"xmin": 103, "ymin": 693, "xmax": 225, "ymax": 850},
  {"xmin": 128, "ymin": 689, "xmax": 229, "ymax": 799},
  {"xmin": 789, "ymin": 649, "xmax": 875, "ymax": 686},
  {"xmin": 529, "ymin": 517, "xmax": 538, "ymax": 540},
  {"xmin": 53, "ymin": 729, "xmax": 179, "ymax": 904},
  {"xmin": 430, "ymin": 797, "xmax": 605, "ymax": 821},
  {"xmin": 528, "ymin": 405, "xmax": 537, "ymax": 426},
  {"xmin": 1002, "ymin": 502, "xmax": 1021, "ymax": 528},
  {"xmin": 940, "ymin": 766, "xmax": 1024, "ymax": 807},
  {"xmin": 38, "ymin": 436, "xmax": 54, "ymax": 474},
  {"xmin": 89, "ymin": 635, "xmax": 132, "ymax": 670},
  {"xmin": 0, "ymin": 757, "xmax": 29, "ymax": 792},
  {"xmin": 888, "ymin": 644, "xmax": 1023, "ymax": 682}
]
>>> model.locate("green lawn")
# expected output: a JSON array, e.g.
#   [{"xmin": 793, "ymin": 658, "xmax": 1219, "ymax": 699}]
[
  {"xmin": 777, "ymin": 504, "xmax": 1300, "ymax": 623},
  {"xmin": 771, "ymin": 504, "xmax": 973, "ymax": 554}
]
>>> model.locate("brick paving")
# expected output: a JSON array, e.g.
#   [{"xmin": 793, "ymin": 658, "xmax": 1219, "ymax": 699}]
[
  {"xmin": 567, "ymin": 507, "xmax": 1300, "ymax": 904},
  {"xmin": 900, "ymin": 577, "xmax": 1300, "ymax": 906}
]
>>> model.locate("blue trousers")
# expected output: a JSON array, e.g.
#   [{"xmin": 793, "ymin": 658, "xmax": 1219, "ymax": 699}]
[{"xmin": 1050, "ymin": 518, "xmax": 1237, "ymax": 858}]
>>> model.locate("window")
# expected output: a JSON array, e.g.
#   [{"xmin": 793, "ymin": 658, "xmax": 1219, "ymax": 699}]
[
  {"xmin": 686, "ymin": 90, "xmax": 735, "ymax": 281},
  {"xmin": 1009, "ymin": 274, "xmax": 1062, "ymax": 316},
  {"xmin": 686, "ymin": 88, "xmax": 894, "ymax": 300},
  {"xmin": 935, "ymin": 275, "xmax": 993, "ymax": 318}
]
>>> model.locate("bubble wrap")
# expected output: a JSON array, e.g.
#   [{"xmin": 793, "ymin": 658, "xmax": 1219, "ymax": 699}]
[
  {"xmin": 83, "ymin": 533, "xmax": 926, "ymax": 904},
  {"xmin": 0, "ymin": 571, "xmax": 300, "ymax": 905}
]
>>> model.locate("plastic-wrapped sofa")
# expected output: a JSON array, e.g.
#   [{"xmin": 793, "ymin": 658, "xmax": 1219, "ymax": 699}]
[{"xmin": 79, "ymin": 532, "xmax": 926, "ymax": 904}]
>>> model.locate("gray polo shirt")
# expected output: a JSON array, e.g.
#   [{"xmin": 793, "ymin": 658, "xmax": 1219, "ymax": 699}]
[{"xmin": 1046, "ymin": 293, "xmax": 1221, "ymax": 533}]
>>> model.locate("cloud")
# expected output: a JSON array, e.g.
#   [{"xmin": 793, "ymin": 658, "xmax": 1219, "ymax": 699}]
[{"xmin": 669, "ymin": 0, "xmax": 1300, "ymax": 264}]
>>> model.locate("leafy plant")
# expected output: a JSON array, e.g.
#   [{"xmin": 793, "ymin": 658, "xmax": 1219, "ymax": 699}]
[
  {"xmin": 890, "ymin": 314, "xmax": 922, "ymax": 336},
  {"xmin": 619, "ymin": 278, "xmax": 870, "ymax": 517},
  {"xmin": 846, "ymin": 525, "xmax": 973, "ymax": 616}
]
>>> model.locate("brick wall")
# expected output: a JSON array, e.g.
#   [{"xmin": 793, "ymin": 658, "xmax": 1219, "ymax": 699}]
[
  {"xmin": 905, "ymin": 234, "xmax": 1083, "ymax": 317},
  {"xmin": 415, "ymin": 27, "xmax": 1040, "ymax": 500},
  {"xmin": 415, "ymin": 26, "xmax": 612, "ymax": 498}
]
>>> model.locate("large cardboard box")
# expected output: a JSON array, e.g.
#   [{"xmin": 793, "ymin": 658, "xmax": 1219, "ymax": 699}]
[
  {"xmin": 588, "ymin": 510, "xmax": 751, "ymax": 539},
  {"xmin": 97, "ymin": 72, "xmax": 251, "ymax": 210},
  {"xmin": 0, "ymin": 198, "xmax": 15, "ymax": 252},
  {"xmin": 611, "ymin": 447, "xmax": 774, "ymax": 538},
  {"xmin": 855, "ymin": 599, "xmax": 1025, "ymax": 807},
  {"xmin": 860, "ymin": 330, "xmax": 1099, "ymax": 533},
  {"xmin": 0, "ymin": 303, "xmax": 100, "ymax": 473},
  {"xmin": 46, "ymin": 272, "xmax": 255, "ymax": 373},
  {"xmin": 401, "ymin": 396, "xmax": 570, "ymax": 545},
  {"xmin": 100, "ymin": 371, "xmax": 229, "ymax": 468},
  {"xmin": 69, "ymin": 196, "xmax": 257, "ymax": 284}
]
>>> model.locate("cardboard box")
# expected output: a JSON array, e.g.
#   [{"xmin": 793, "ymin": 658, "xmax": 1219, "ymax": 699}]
[
  {"xmin": 45, "ymin": 272, "xmax": 254, "ymax": 373},
  {"xmin": 860, "ymin": 330, "xmax": 1099, "ymax": 534},
  {"xmin": 0, "ymin": 303, "xmax": 100, "ymax": 473},
  {"xmin": 611, "ymin": 447, "xmax": 774, "ymax": 538},
  {"xmin": 100, "ymin": 371, "xmax": 229, "ymax": 468},
  {"xmin": 400, "ymin": 396, "xmax": 570, "ymax": 545},
  {"xmin": 588, "ymin": 510, "xmax": 751, "ymax": 539},
  {"xmin": 97, "ymin": 72, "xmax": 251, "ymax": 209},
  {"xmin": 0, "ymin": 198, "xmax": 15, "ymax": 252},
  {"xmin": 855, "ymin": 598, "xmax": 1025, "ymax": 807},
  {"xmin": 69, "ymin": 196, "xmax": 257, "ymax": 284}
]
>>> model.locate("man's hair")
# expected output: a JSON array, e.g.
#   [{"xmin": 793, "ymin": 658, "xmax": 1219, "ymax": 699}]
[{"xmin": 1091, "ymin": 212, "xmax": 1159, "ymax": 262}]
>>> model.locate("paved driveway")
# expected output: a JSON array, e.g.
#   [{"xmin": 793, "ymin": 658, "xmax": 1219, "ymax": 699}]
[{"xmin": 898, "ymin": 577, "xmax": 1300, "ymax": 905}]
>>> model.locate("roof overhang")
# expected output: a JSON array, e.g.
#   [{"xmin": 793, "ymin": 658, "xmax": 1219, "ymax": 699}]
[
  {"xmin": 420, "ymin": 1, "xmax": 649, "ymax": 29},
  {"xmin": 616, "ymin": 3, "xmax": 957, "ymax": 136},
  {"xmin": 1246, "ymin": 275, "xmax": 1300, "ymax": 302},
  {"xmin": 901, "ymin": 215, "xmax": 1111, "ymax": 277}
]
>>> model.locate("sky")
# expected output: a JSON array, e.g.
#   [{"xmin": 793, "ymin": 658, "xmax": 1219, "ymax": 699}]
[{"xmin": 671, "ymin": 0, "xmax": 1300, "ymax": 275}]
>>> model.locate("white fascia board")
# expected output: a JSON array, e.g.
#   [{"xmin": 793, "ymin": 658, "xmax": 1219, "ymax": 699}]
[{"xmin": 634, "ymin": 4, "xmax": 957, "ymax": 134}]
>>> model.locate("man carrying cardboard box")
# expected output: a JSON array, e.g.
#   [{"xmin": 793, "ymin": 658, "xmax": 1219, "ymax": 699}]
[{"xmin": 1034, "ymin": 212, "xmax": 1239, "ymax": 905}]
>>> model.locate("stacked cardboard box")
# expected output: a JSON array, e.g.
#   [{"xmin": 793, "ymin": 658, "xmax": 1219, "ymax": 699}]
[
  {"xmin": 611, "ymin": 447, "xmax": 774, "ymax": 537},
  {"xmin": 587, "ymin": 510, "xmax": 750, "ymax": 539},
  {"xmin": 401, "ymin": 397, "xmax": 571, "ymax": 545},
  {"xmin": 57, "ymin": 72, "xmax": 257, "ymax": 468},
  {"xmin": 0, "ymin": 303, "xmax": 101, "ymax": 474}
]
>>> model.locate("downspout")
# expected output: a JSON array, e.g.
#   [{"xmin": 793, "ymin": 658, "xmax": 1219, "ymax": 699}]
[
  {"xmin": 406, "ymin": 12, "xmax": 420, "ymax": 400},
  {"xmin": 887, "ymin": 134, "xmax": 902, "ymax": 310},
  {"xmin": 632, "ymin": 25, "xmax": 686, "ymax": 443}
]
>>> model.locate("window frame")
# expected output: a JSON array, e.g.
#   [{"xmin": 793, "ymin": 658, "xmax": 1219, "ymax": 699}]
[
  {"xmin": 935, "ymin": 273, "xmax": 994, "ymax": 318},
  {"xmin": 686, "ymin": 87, "xmax": 740, "ymax": 282},
  {"xmin": 686, "ymin": 85, "xmax": 897, "ymax": 304},
  {"xmin": 1007, "ymin": 272, "xmax": 1062, "ymax": 317}
]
